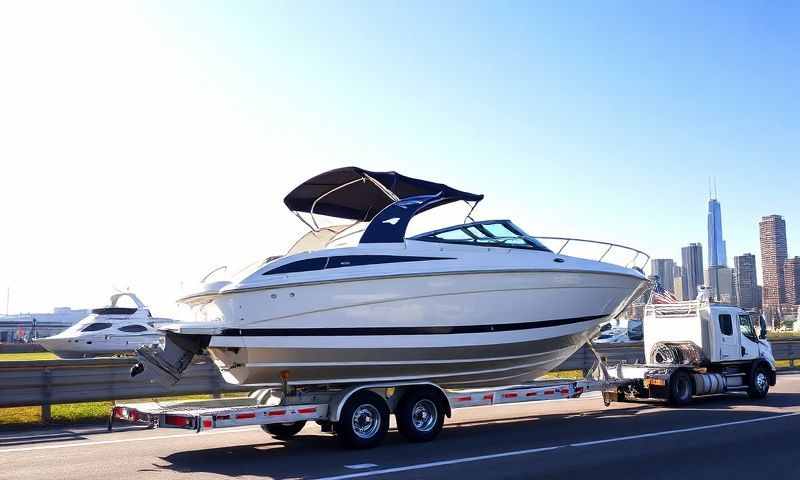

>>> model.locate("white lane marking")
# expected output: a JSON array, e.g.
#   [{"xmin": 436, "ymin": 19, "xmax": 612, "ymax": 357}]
[
  {"xmin": 569, "ymin": 411, "xmax": 800, "ymax": 447},
  {"xmin": 316, "ymin": 446, "xmax": 561, "ymax": 480},
  {"xmin": 345, "ymin": 464, "xmax": 378, "ymax": 470},
  {"xmin": 0, "ymin": 426, "xmax": 260, "ymax": 453},
  {"xmin": 0, "ymin": 425, "xmax": 143, "ymax": 442},
  {"xmin": 313, "ymin": 412, "xmax": 800, "ymax": 480}
]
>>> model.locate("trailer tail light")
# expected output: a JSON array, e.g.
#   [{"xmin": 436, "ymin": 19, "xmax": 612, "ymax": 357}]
[
  {"xmin": 297, "ymin": 407, "xmax": 317, "ymax": 414},
  {"xmin": 525, "ymin": 392, "xmax": 537, "ymax": 397},
  {"xmin": 203, "ymin": 419, "xmax": 213, "ymax": 428},
  {"xmin": 268, "ymin": 409, "xmax": 287, "ymax": 417},
  {"xmin": 163, "ymin": 415, "xmax": 192, "ymax": 427},
  {"xmin": 455, "ymin": 396, "xmax": 471, "ymax": 402},
  {"xmin": 502, "ymin": 392, "xmax": 518, "ymax": 399},
  {"xmin": 235, "ymin": 413, "xmax": 256, "ymax": 420}
]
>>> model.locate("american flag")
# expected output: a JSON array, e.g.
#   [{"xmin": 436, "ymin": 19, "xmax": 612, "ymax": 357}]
[{"xmin": 650, "ymin": 280, "xmax": 679, "ymax": 304}]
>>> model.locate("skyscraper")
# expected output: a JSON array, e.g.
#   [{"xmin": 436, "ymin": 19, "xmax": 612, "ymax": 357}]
[
  {"xmin": 734, "ymin": 253, "xmax": 758, "ymax": 310},
  {"xmin": 784, "ymin": 257, "xmax": 800, "ymax": 305},
  {"xmin": 650, "ymin": 259, "xmax": 676, "ymax": 293},
  {"xmin": 707, "ymin": 197, "xmax": 727, "ymax": 267},
  {"xmin": 759, "ymin": 215, "xmax": 788, "ymax": 310},
  {"xmin": 681, "ymin": 243, "xmax": 704, "ymax": 300}
]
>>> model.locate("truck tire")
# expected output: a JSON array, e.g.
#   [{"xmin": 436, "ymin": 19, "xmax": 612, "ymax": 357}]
[
  {"xmin": 396, "ymin": 388, "xmax": 446, "ymax": 442},
  {"xmin": 261, "ymin": 421, "xmax": 306, "ymax": 440},
  {"xmin": 668, "ymin": 370, "xmax": 693, "ymax": 406},
  {"xmin": 336, "ymin": 390, "xmax": 390, "ymax": 449},
  {"xmin": 747, "ymin": 364, "xmax": 770, "ymax": 399}
]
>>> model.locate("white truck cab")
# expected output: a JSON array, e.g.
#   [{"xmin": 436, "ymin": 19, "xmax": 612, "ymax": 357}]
[{"xmin": 643, "ymin": 301, "xmax": 775, "ymax": 367}]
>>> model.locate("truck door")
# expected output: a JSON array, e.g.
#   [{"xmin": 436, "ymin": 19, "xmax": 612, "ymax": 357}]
[
  {"xmin": 717, "ymin": 312, "xmax": 741, "ymax": 361},
  {"xmin": 737, "ymin": 314, "xmax": 759, "ymax": 361}
]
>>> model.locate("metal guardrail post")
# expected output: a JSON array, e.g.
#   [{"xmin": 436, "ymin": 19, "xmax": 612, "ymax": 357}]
[{"xmin": 41, "ymin": 367, "xmax": 52, "ymax": 423}]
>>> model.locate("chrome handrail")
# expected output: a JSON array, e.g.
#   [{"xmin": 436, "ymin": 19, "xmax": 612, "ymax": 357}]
[{"xmin": 531, "ymin": 236, "xmax": 650, "ymax": 271}]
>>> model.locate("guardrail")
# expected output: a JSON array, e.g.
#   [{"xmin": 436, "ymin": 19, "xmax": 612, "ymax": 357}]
[
  {"xmin": 0, "ymin": 343, "xmax": 46, "ymax": 354},
  {"xmin": 1, "ymin": 340, "xmax": 798, "ymax": 423},
  {"xmin": 0, "ymin": 356, "xmax": 251, "ymax": 422}
]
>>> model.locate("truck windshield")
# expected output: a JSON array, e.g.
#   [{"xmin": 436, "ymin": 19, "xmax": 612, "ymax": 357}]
[{"xmin": 738, "ymin": 315, "xmax": 757, "ymax": 341}]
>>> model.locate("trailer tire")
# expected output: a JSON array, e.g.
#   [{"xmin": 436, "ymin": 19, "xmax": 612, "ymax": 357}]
[
  {"xmin": 747, "ymin": 364, "xmax": 770, "ymax": 399},
  {"xmin": 396, "ymin": 388, "xmax": 446, "ymax": 443},
  {"xmin": 336, "ymin": 390, "xmax": 390, "ymax": 449},
  {"xmin": 668, "ymin": 370, "xmax": 693, "ymax": 406},
  {"xmin": 261, "ymin": 421, "xmax": 306, "ymax": 440}
]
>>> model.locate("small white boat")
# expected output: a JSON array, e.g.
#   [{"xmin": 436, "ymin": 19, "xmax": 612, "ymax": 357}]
[{"xmin": 39, "ymin": 293, "xmax": 170, "ymax": 359}]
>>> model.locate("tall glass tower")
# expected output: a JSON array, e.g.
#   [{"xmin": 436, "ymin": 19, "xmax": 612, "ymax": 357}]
[{"xmin": 707, "ymin": 197, "xmax": 727, "ymax": 267}]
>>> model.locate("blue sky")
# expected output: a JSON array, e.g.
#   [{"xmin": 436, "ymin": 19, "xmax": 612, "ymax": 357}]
[
  {"xmin": 1, "ymin": 2, "xmax": 798, "ymax": 313},
  {"xmin": 160, "ymin": 1, "xmax": 799, "ymax": 259}
]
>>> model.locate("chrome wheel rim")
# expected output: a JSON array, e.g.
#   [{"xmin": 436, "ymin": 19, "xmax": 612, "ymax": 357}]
[
  {"xmin": 411, "ymin": 399, "xmax": 438, "ymax": 432},
  {"xmin": 352, "ymin": 404, "xmax": 381, "ymax": 439},
  {"xmin": 756, "ymin": 372, "xmax": 768, "ymax": 392}
]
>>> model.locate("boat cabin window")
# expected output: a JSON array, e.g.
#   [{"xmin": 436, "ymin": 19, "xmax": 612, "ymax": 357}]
[
  {"xmin": 119, "ymin": 324, "xmax": 148, "ymax": 333},
  {"xmin": 91, "ymin": 307, "xmax": 138, "ymax": 315},
  {"xmin": 411, "ymin": 221, "xmax": 551, "ymax": 252},
  {"xmin": 81, "ymin": 322, "xmax": 112, "ymax": 332},
  {"xmin": 266, "ymin": 257, "xmax": 328, "ymax": 275}
]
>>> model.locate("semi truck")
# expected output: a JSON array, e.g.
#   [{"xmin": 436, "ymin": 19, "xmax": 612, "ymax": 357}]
[{"xmin": 110, "ymin": 296, "xmax": 777, "ymax": 449}]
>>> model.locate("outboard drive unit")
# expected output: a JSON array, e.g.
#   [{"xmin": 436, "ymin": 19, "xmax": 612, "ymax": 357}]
[{"xmin": 131, "ymin": 332, "xmax": 210, "ymax": 386}]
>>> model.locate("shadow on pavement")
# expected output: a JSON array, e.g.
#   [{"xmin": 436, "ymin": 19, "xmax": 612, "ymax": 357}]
[{"xmin": 152, "ymin": 390, "xmax": 800, "ymax": 479}]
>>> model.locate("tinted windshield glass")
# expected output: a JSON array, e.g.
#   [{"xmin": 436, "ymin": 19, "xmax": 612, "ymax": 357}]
[{"xmin": 412, "ymin": 221, "xmax": 551, "ymax": 252}]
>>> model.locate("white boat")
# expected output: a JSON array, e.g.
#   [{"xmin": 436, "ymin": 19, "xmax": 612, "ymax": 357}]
[
  {"xmin": 134, "ymin": 167, "xmax": 650, "ymax": 388},
  {"xmin": 39, "ymin": 293, "xmax": 169, "ymax": 359}
]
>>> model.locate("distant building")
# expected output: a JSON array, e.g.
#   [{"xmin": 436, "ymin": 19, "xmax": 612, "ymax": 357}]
[
  {"xmin": 760, "ymin": 215, "xmax": 788, "ymax": 322},
  {"xmin": 707, "ymin": 197, "xmax": 728, "ymax": 267},
  {"xmin": 785, "ymin": 257, "xmax": 800, "ymax": 305},
  {"xmin": 650, "ymin": 259, "xmax": 676, "ymax": 293},
  {"xmin": 734, "ymin": 253, "xmax": 759, "ymax": 310},
  {"xmin": 706, "ymin": 266, "xmax": 734, "ymax": 304},
  {"xmin": 681, "ymin": 243, "xmax": 704, "ymax": 300},
  {"xmin": 673, "ymin": 264, "xmax": 682, "ymax": 282},
  {"xmin": 730, "ymin": 268, "xmax": 738, "ymax": 306},
  {"xmin": 673, "ymin": 276, "xmax": 685, "ymax": 301},
  {"xmin": 0, "ymin": 307, "xmax": 89, "ymax": 342}
]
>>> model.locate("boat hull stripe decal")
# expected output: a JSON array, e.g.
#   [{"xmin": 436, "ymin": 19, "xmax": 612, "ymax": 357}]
[{"xmin": 219, "ymin": 314, "xmax": 606, "ymax": 337}]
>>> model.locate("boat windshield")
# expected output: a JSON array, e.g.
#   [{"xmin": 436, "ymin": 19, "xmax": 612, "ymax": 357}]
[{"xmin": 411, "ymin": 220, "xmax": 551, "ymax": 252}]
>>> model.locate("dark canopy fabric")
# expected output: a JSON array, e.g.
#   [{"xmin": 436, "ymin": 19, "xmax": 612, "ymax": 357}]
[{"xmin": 283, "ymin": 167, "xmax": 483, "ymax": 221}]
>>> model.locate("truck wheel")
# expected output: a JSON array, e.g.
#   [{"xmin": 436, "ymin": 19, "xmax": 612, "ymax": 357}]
[
  {"xmin": 261, "ymin": 421, "xmax": 306, "ymax": 440},
  {"xmin": 747, "ymin": 365, "xmax": 770, "ymax": 399},
  {"xmin": 668, "ymin": 371, "xmax": 693, "ymax": 406},
  {"xmin": 396, "ymin": 388, "xmax": 445, "ymax": 442},
  {"xmin": 336, "ymin": 390, "xmax": 390, "ymax": 449}
]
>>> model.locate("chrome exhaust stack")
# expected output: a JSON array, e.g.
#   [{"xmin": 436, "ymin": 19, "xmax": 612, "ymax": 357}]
[{"xmin": 131, "ymin": 333, "xmax": 209, "ymax": 387}]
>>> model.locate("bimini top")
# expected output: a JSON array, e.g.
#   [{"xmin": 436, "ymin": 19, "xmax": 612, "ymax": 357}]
[{"xmin": 284, "ymin": 167, "xmax": 483, "ymax": 222}]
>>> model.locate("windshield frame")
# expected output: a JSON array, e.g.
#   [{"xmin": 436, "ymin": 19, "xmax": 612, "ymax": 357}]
[{"xmin": 409, "ymin": 220, "xmax": 552, "ymax": 252}]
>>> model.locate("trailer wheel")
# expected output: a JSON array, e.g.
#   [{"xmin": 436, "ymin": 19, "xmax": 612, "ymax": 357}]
[
  {"xmin": 261, "ymin": 421, "xmax": 306, "ymax": 440},
  {"xmin": 396, "ymin": 388, "xmax": 446, "ymax": 442},
  {"xmin": 336, "ymin": 390, "xmax": 390, "ymax": 449},
  {"xmin": 668, "ymin": 370, "xmax": 693, "ymax": 406},
  {"xmin": 747, "ymin": 364, "xmax": 770, "ymax": 399}
]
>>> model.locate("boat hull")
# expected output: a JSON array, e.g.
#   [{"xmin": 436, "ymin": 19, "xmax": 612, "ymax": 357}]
[{"xmin": 203, "ymin": 269, "xmax": 647, "ymax": 387}]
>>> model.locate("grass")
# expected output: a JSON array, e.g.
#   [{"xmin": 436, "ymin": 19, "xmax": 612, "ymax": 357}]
[{"xmin": 0, "ymin": 352, "xmax": 59, "ymax": 361}]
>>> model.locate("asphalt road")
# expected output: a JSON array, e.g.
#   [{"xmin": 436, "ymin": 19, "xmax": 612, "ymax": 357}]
[{"xmin": 2, "ymin": 373, "xmax": 799, "ymax": 480}]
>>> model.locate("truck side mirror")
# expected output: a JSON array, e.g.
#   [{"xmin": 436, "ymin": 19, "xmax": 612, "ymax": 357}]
[{"xmin": 759, "ymin": 316, "xmax": 768, "ymax": 340}]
